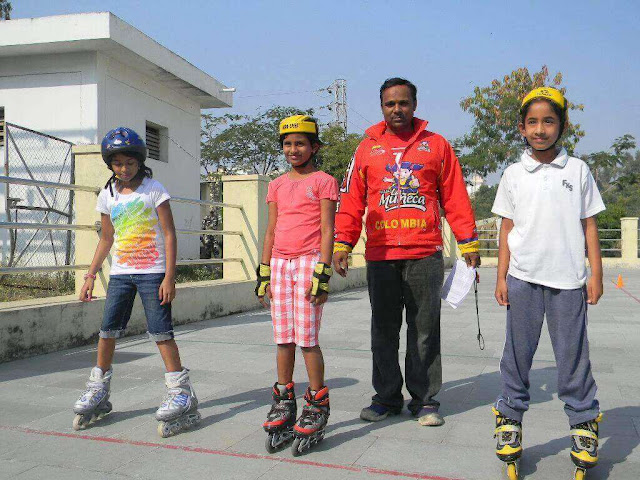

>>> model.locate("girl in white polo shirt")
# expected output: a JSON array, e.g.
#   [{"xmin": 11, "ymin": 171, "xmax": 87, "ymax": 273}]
[{"xmin": 490, "ymin": 88, "xmax": 605, "ymax": 480}]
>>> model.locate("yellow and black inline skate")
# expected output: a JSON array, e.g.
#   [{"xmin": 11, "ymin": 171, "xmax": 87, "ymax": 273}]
[
  {"xmin": 570, "ymin": 413, "xmax": 602, "ymax": 480},
  {"xmin": 493, "ymin": 407, "xmax": 523, "ymax": 480}
]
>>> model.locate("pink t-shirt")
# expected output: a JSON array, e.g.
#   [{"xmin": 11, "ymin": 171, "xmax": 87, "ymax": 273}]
[{"xmin": 266, "ymin": 171, "xmax": 339, "ymax": 259}]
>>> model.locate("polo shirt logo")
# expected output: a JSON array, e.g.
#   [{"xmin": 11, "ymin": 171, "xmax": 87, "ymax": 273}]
[{"xmin": 562, "ymin": 180, "xmax": 573, "ymax": 192}]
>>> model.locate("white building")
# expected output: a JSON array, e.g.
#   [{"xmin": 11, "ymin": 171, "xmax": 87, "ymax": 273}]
[{"xmin": 0, "ymin": 12, "xmax": 233, "ymax": 264}]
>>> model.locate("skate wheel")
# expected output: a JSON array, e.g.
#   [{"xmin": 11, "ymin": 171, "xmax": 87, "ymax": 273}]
[
  {"xmin": 574, "ymin": 468, "xmax": 585, "ymax": 480},
  {"xmin": 291, "ymin": 437, "xmax": 303, "ymax": 457},
  {"xmin": 507, "ymin": 462, "xmax": 518, "ymax": 480},
  {"xmin": 72, "ymin": 414, "xmax": 86, "ymax": 431},
  {"xmin": 265, "ymin": 435, "xmax": 277, "ymax": 454},
  {"xmin": 158, "ymin": 422, "xmax": 172, "ymax": 438}
]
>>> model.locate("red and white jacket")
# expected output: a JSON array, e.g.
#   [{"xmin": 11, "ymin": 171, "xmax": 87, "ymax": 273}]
[{"xmin": 335, "ymin": 118, "xmax": 478, "ymax": 261}]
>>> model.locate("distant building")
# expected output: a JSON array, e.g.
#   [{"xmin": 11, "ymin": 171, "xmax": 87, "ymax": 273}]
[
  {"xmin": 466, "ymin": 173, "xmax": 485, "ymax": 197},
  {"xmin": 0, "ymin": 12, "xmax": 233, "ymax": 264}
]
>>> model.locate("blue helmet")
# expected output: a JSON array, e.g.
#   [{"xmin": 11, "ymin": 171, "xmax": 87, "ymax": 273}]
[{"xmin": 100, "ymin": 127, "xmax": 147, "ymax": 165}]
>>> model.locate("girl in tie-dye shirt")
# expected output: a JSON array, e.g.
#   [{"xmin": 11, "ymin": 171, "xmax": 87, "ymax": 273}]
[{"xmin": 74, "ymin": 127, "xmax": 199, "ymax": 436}]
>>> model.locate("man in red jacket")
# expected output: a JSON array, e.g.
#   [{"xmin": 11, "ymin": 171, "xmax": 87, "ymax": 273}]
[{"xmin": 333, "ymin": 78, "xmax": 480, "ymax": 426}]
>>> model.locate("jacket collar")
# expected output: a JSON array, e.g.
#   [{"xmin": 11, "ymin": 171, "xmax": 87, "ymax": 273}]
[
  {"xmin": 521, "ymin": 148, "xmax": 569, "ymax": 172},
  {"xmin": 365, "ymin": 117, "xmax": 429, "ymax": 146}
]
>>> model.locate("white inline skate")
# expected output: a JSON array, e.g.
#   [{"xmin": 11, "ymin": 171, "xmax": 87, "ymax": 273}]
[
  {"xmin": 156, "ymin": 368, "xmax": 201, "ymax": 438},
  {"xmin": 73, "ymin": 366, "xmax": 113, "ymax": 430}
]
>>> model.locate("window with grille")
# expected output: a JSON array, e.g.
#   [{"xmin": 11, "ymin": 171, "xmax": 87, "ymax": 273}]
[{"xmin": 146, "ymin": 122, "xmax": 168, "ymax": 162}]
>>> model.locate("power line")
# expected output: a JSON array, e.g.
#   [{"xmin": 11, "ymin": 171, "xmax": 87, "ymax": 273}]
[
  {"xmin": 237, "ymin": 88, "xmax": 325, "ymax": 99},
  {"xmin": 347, "ymin": 105, "xmax": 374, "ymax": 127}
]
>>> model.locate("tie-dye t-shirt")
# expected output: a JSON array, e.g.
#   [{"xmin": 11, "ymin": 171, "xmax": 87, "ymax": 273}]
[{"xmin": 96, "ymin": 178, "xmax": 171, "ymax": 275}]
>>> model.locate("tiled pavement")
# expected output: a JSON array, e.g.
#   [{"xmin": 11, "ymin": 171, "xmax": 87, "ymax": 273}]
[{"xmin": 1, "ymin": 267, "xmax": 639, "ymax": 479}]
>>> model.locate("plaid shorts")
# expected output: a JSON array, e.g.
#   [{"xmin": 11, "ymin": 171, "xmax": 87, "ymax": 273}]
[{"xmin": 270, "ymin": 253, "xmax": 323, "ymax": 347}]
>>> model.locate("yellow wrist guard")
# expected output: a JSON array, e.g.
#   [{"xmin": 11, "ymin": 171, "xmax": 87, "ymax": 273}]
[
  {"xmin": 333, "ymin": 242, "xmax": 352, "ymax": 254},
  {"xmin": 458, "ymin": 240, "xmax": 480, "ymax": 255},
  {"xmin": 255, "ymin": 263, "xmax": 271, "ymax": 298},
  {"xmin": 311, "ymin": 262, "xmax": 332, "ymax": 296}
]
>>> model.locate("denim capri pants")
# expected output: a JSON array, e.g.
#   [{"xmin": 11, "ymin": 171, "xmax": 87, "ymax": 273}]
[{"xmin": 99, "ymin": 273, "xmax": 173, "ymax": 342}]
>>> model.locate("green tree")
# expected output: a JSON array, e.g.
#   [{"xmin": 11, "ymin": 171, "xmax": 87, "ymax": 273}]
[
  {"xmin": 470, "ymin": 184, "xmax": 498, "ymax": 220},
  {"xmin": 201, "ymin": 106, "xmax": 312, "ymax": 176},
  {"xmin": 0, "ymin": 1, "xmax": 11, "ymax": 20},
  {"xmin": 585, "ymin": 134, "xmax": 636, "ymax": 187},
  {"xmin": 317, "ymin": 125, "xmax": 363, "ymax": 181},
  {"xmin": 457, "ymin": 66, "xmax": 585, "ymax": 178}
]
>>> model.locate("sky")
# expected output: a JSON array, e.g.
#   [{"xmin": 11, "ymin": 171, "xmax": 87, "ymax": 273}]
[{"xmin": 14, "ymin": 0, "xmax": 640, "ymax": 161}]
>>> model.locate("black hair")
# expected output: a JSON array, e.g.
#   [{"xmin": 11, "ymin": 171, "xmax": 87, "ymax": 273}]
[
  {"xmin": 104, "ymin": 152, "xmax": 153, "ymax": 195},
  {"xmin": 379, "ymin": 77, "xmax": 417, "ymax": 105},
  {"xmin": 519, "ymin": 97, "xmax": 567, "ymax": 143}
]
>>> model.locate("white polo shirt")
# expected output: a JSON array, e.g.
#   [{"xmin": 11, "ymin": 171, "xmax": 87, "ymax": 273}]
[{"xmin": 492, "ymin": 148, "xmax": 605, "ymax": 289}]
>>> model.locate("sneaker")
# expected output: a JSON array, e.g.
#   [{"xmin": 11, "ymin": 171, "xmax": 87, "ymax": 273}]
[
  {"xmin": 360, "ymin": 403, "xmax": 398, "ymax": 422},
  {"xmin": 415, "ymin": 406, "xmax": 445, "ymax": 426}
]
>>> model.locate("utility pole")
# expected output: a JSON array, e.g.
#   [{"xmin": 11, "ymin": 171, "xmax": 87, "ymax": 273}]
[{"xmin": 327, "ymin": 79, "xmax": 347, "ymax": 134}]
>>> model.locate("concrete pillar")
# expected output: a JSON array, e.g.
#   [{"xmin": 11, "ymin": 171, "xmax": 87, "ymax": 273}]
[
  {"xmin": 441, "ymin": 217, "xmax": 459, "ymax": 267},
  {"xmin": 350, "ymin": 216, "xmax": 367, "ymax": 268},
  {"xmin": 73, "ymin": 145, "xmax": 112, "ymax": 296},
  {"xmin": 222, "ymin": 174, "xmax": 269, "ymax": 281},
  {"xmin": 621, "ymin": 217, "xmax": 639, "ymax": 261}
]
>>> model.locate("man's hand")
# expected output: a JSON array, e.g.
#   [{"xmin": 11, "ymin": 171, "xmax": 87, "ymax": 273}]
[
  {"xmin": 463, "ymin": 252, "xmax": 481, "ymax": 268},
  {"xmin": 495, "ymin": 278, "xmax": 509, "ymax": 306},
  {"xmin": 587, "ymin": 275, "xmax": 603, "ymax": 305},
  {"xmin": 332, "ymin": 251, "xmax": 349, "ymax": 277}
]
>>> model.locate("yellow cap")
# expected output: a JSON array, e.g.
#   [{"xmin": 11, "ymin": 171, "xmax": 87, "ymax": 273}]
[
  {"xmin": 279, "ymin": 115, "xmax": 318, "ymax": 136},
  {"xmin": 521, "ymin": 87, "xmax": 566, "ymax": 110}
]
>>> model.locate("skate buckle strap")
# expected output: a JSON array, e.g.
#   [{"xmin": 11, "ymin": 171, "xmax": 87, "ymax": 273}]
[
  {"xmin": 571, "ymin": 428, "xmax": 598, "ymax": 440},
  {"xmin": 495, "ymin": 424, "xmax": 520, "ymax": 434}
]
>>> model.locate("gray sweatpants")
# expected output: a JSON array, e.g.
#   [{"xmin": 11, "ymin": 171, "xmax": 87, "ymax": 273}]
[{"xmin": 495, "ymin": 275, "xmax": 600, "ymax": 426}]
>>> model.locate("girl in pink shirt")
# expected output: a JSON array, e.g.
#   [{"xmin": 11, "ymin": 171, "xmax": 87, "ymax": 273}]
[{"xmin": 256, "ymin": 115, "xmax": 338, "ymax": 455}]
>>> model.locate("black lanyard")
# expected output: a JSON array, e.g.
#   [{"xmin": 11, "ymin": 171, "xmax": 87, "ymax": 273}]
[{"xmin": 474, "ymin": 278, "xmax": 485, "ymax": 350}]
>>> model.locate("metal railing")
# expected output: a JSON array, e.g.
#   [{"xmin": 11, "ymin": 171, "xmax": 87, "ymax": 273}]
[
  {"xmin": 0, "ymin": 175, "xmax": 249, "ymax": 278},
  {"xmin": 476, "ymin": 228, "xmax": 623, "ymax": 255}
]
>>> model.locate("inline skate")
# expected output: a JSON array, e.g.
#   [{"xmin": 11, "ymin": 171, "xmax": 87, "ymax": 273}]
[
  {"xmin": 156, "ymin": 368, "xmax": 201, "ymax": 438},
  {"xmin": 570, "ymin": 413, "xmax": 602, "ymax": 480},
  {"xmin": 291, "ymin": 386, "xmax": 329, "ymax": 456},
  {"xmin": 73, "ymin": 367, "xmax": 113, "ymax": 430},
  {"xmin": 493, "ymin": 407, "xmax": 522, "ymax": 480},
  {"xmin": 263, "ymin": 382, "xmax": 297, "ymax": 453}
]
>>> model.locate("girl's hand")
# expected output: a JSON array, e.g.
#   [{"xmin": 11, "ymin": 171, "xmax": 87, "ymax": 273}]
[
  {"xmin": 495, "ymin": 278, "xmax": 509, "ymax": 306},
  {"xmin": 305, "ymin": 284, "xmax": 328, "ymax": 306},
  {"xmin": 79, "ymin": 278, "xmax": 95, "ymax": 302},
  {"xmin": 259, "ymin": 285, "xmax": 272, "ymax": 308},
  {"xmin": 159, "ymin": 276, "xmax": 176, "ymax": 305},
  {"xmin": 587, "ymin": 276, "xmax": 603, "ymax": 305}
]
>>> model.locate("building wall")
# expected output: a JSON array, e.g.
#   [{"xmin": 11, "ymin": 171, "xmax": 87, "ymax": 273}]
[{"xmin": 0, "ymin": 51, "xmax": 203, "ymax": 263}]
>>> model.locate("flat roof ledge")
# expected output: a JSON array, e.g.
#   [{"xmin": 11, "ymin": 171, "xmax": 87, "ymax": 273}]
[{"xmin": 0, "ymin": 12, "xmax": 232, "ymax": 108}]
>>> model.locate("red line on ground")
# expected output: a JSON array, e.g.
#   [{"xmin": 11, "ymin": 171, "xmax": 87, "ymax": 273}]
[
  {"xmin": 610, "ymin": 280, "xmax": 640, "ymax": 304},
  {"xmin": 0, "ymin": 425, "xmax": 463, "ymax": 480}
]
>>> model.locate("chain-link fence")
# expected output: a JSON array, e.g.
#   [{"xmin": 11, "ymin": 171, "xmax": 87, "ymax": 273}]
[{"xmin": 1, "ymin": 123, "xmax": 74, "ymax": 269}]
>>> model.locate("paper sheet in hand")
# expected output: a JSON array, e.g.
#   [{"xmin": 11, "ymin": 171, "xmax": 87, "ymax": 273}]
[{"xmin": 441, "ymin": 259, "xmax": 476, "ymax": 309}]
